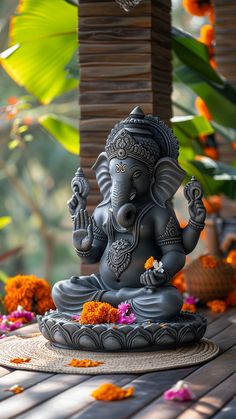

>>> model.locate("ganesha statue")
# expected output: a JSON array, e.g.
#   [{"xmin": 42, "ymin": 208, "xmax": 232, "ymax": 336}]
[{"xmin": 38, "ymin": 107, "xmax": 207, "ymax": 351}]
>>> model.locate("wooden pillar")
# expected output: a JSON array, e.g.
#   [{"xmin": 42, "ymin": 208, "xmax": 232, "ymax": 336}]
[
  {"xmin": 214, "ymin": 0, "xmax": 236, "ymax": 220},
  {"xmin": 79, "ymin": 0, "xmax": 172, "ymax": 274}
]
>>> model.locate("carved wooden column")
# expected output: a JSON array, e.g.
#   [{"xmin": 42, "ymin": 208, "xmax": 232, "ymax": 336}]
[
  {"xmin": 79, "ymin": 0, "xmax": 172, "ymax": 274},
  {"xmin": 214, "ymin": 0, "xmax": 236, "ymax": 221}
]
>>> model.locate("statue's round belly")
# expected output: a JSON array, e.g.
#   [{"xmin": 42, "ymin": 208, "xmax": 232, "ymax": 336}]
[{"xmin": 99, "ymin": 241, "xmax": 162, "ymax": 290}]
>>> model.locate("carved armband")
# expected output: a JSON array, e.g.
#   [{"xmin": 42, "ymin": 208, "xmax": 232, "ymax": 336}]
[
  {"xmin": 156, "ymin": 216, "xmax": 182, "ymax": 247},
  {"xmin": 75, "ymin": 249, "xmax": 93, "ymax": 258},
  {"xmin": 188, "ymin": 219, "xmax": 205, "ymax": 231},
  {"xmin": 93, "ymin": 225, "xmax": 107, "ymax": 242}
]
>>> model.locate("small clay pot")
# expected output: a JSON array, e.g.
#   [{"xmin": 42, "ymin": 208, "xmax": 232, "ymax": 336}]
[{"xmin": 184, "ymin": 255, "xmax": 233, "ymax": 304}]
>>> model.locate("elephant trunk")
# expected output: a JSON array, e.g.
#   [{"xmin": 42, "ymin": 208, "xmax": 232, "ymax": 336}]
[{"xmin": 111, "ymin": 181, "xmax": 136, "ymax": 228}]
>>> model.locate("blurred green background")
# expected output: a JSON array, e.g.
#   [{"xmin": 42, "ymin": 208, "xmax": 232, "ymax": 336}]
[{"xmin": 0, "ymin": 0, "xmax": 79, "ymax": 284}]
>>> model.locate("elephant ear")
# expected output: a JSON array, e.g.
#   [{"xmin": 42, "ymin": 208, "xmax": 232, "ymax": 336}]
[
  {"xmin": 92, "ymin": 152, "xmax": 111, "ymax": 207},
  {"xmin": 151, "ymin": 158, "xmax": 186, "ymax": 208}
]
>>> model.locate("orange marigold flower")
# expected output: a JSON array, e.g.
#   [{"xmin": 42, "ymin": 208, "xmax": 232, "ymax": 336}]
[
  {"xmin": 80, "ymin": 301, "xmax": 119, "ymax": 324},
  {"xmin": 232, "ymin": 142, "xmax": 236, "ymax": 151},
  {"xmin": 7, "ymin": 96, "xmax": 18, "ymax": 105},
  {"xmin": 195, "ymin": 97, "xmax": 212, "ymax": 121},
  {"xmin": 10, "ymin": 357, "xmax": 31, "ymax": 364},
  {"xmin": 172, "ymin": 271, "xmax": 186, "ymax": 293},
  {"xmin": 226, "ymin": 250, "xmax": 236, "ymax": 268},
  {"xmin": 200, "ymin": 255, "xmax": 218, "ymax": 269},
  {"xmin": 204, "ymin": 146, "xmax": 219, "ymax": 160},
  {"xmin": 6, "ymin": 384, "xmax": 24, "ymax": 394},
  {"xmin": 207, "ymin": 300, "xmax": 226, "ymax": 313},
  {"xmin": 91, "ymin": 383, "xmax": 134, "ymax": 401},
  {"xmin": 181, "ymin": 303, "xmax": 196, "ymax": 313},
  {"xmin": 202, "ymin": 196, "xmax": 221, "ymax": 215},
  {"xmin": 183, "ymin": 0, "xmax": 215, "ymax": 23},
  {"xmin": 199, "ymin": 24, "xmax": 214, "ymax": 47},
  {"xmin": 68, "ymin": 358, "xmax": 103, "ymax": 368},
  {"xmin": 4, "ymin": 274, "xmax": 55, "ymax": 315},
  {"xmin": 144, "ymin": 256, "xmax": 154, "ymax": 270},
  {"xmin": 199, "ymin": 134, "xmax": 207, "ymax": 144},
  {"xmin": 225, "ymin": 292, "xmax": 236, "ymax": 307}
]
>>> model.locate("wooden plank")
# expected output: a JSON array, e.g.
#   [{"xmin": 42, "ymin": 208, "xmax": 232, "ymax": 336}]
[
  {"xmin": 178, "ymin": 372, "xmax": 236, "ymax": 419},
  {"xmin": 80, "ymin": 103, "xmax": 153, "ymax": 118},
  {"xmin": 131, "ymin": 344, "xmax": 236, "ymax": 419},
  {"xmin": 0, "ymin": 374, "xmax": 90, "ymax": 419},
  {"xmin": 71, "ymin": 368, "xmax": 196, "ymax": 419},
  {"xmin": 80, "ymin": 1, "xmax": 151, "ymax": 17},
  {"xmin": 0, "ymin": 366, "xmax": 11, "ymax": 378},
  {"xmin": 0, "ymin": 370, "xmax": 53, "ymax": 402},
  {"xmin": 17, "ymin": 374, "xmax": 137, "ymax": 419},
  {"xmin": 205, "ymin": 308, "xmax": 236, "ymax": 339},
  {"xmin": 213, "ymin": 396, "xmax": 236, "ymax": 419}
]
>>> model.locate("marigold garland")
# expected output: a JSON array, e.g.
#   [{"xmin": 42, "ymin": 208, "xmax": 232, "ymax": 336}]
[
  {"xmin": 181, "ymin": 303, "xmax": 197, "ymax": 313},
  {"xmin": 91, "ymin": 383, "xmax": 134, "ymax": 401},
  {"xmin": 183, "ymin": 0, "xmax": 215, "ymax": 24},
  {"xmin": 226, "ymin": 250, "xmax": 236, "ymax": 268},
  {"xmin": 207, "ymin": 300, "xmax": 227, "ymax": 313},
  {"xmin": 172, "ymin": 271, "xmax": 186, "ymax": 293},
  {"xmin": 200, "ymin": 255, "xmax": 219, "ymax": 269},
  {"xmin": 68, "ymin": 358, "xmax": 103, "ymax": 368},
  {"xmin": 4, "ymin": 275, "xmax": 55, "ymax": 315},
  {"xmin": 79, "ymin": 301, "xmax": 119, "ymax": 324},
  {"xmin": 195, "ymin": 97, "xmax": 212, "ymax": 121},
  {"xmin": 202, "ymin": 196, "xmax": 221, "ymax": 215}
]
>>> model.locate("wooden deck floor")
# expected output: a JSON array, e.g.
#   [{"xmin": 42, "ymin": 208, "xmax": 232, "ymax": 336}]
[{"xmin": 0, "ymin": 308, "xmax": 236, "ymax": 419}]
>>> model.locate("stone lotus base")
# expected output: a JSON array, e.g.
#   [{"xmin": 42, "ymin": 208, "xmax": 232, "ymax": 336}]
[{"xmin": 37, "ymin": 310, "xmax": 207, "ymax": 351}]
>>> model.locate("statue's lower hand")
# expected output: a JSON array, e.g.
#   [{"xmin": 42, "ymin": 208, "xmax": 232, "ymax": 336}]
[
  {"xmin": 140, "ymin": 270, "xmax": 167, "ymax": 287},
  {"xmin": 73, "ymin": 209, "xmax": 94, "ymax": 252}
]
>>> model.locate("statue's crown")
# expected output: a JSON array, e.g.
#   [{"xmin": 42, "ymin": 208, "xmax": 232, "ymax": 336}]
[
  {"xmin": 105, "ymin": 128, "xmax": 158, "ymax": 169},
  {"xmin": 105, "ymin": 107, "xmax": 179, "ymax": 167}
]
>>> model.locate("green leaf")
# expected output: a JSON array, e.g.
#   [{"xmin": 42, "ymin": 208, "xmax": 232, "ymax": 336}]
[
  {"xmin": 38, "ymin": 114, "xmax": 79, "ymax": 155},
  {"xmin": 180, "ymin": 157, "xmax": 236, "ymax": 199},
  {"xmin": 172, "ymin": 27, "xmax": 236, "ymax": 129},
  {"xmin": 0, "ymin": 0, "xmax": 78, "ymax": 104},
  {"xmin": 0, "ymin": 217, "xmax": 11, "ymax": 230},
  {"xmin": 0, "ymin": 271, "xmax": 8, "ymax": 284},
  {"xmin": 172, "ymin": 27, "xmax": 223, "ymax": 85},
  {"xmin": 172, "ymin": 114, "xmax": 213, "ymax": 140}
]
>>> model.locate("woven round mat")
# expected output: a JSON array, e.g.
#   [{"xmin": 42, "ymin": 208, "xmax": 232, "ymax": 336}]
[{"xmin": 0, "ymin": 334, "xmax": 219, "ymax": 374}]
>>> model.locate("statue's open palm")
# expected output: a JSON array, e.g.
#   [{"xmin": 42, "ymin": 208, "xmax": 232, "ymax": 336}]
[{"xmin": 73, "ymin": 209, "xmax": 94, "ymax": 251}]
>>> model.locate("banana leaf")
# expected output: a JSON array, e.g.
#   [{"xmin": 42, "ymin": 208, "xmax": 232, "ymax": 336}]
[
  {"xmin": 0, "ymin": 217, "xmax": 11, "ymax": 230},
  {"xmin": 38, "ymin": 114, "xmax": 79, "ymax": 155},
  {"xmin": 172, "ymin": 27, "xmax": 236, "ymax": 129},
  {"xmin": 180, "ymin": 157, "xmax": 236, "ymax": 199},
  {"xmin": 0, "ymin": 0, "xmax": 78, "ymax": 104}
]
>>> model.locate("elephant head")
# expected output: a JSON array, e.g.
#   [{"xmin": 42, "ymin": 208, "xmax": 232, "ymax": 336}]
[{"xmin": 92, "ymin": 107, "xmax": 186, "ymax": 228}]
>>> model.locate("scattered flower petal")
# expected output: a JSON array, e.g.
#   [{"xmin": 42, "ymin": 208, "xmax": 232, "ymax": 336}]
[
  {"xmin": 207, "ymin": 300, "xmax": 226, "ymax": 313},
  {"xmin": 10, "ymin": 357, "xmax": 31, "ymax": 364},
  {"xmin": 91, "ymin": 383, "xmax": 134, "ymax": 401},
  {"xmin": 164, "ymin": 380, "xmax": 193, "ymax": 401},
  {"xmin": 6, "ymin": 384, "xmax": 24, "ymax": 394},
  {"xmin": 68, "ymin": 358, "xmax": 103, "ymax": 368}
]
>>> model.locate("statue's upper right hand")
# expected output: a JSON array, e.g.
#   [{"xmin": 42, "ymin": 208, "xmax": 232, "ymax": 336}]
[{"xmin": 73, "ymin": 209, "xmax": 94, "ymax": 252}]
